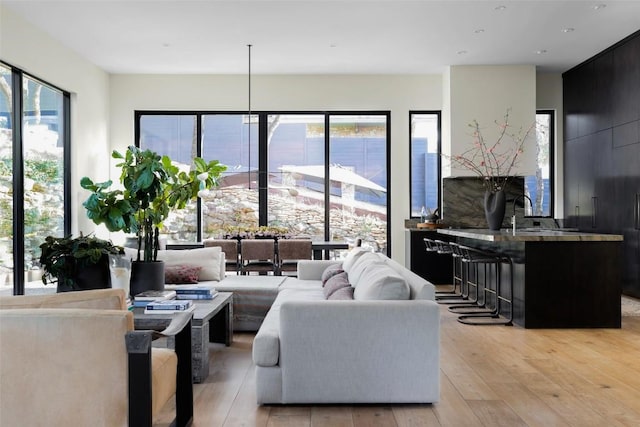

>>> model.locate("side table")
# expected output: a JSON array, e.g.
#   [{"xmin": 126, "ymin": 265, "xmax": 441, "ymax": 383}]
[
  {"xmin": 131, "ymin": 310, "xmax": 194, "ymax": 427},
  {"xmin": 134, "ymin": 292, "xmax": 234, "ymax": 383}
]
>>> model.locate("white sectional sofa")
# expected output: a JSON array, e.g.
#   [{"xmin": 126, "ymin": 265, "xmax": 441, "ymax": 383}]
[
  {"xmin": 252, "ymin": 249, "xmax": 440, "ymax": 404},
  {"xmin": 146, "ymin": 245, "xmax": 440, "ymax": 404}
]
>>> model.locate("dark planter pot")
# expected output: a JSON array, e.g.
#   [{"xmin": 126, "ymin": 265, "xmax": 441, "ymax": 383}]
[
  {"xmin": 57, "ymin": 255, "xmax": 111, "ymax": 293},
  {"xmin": 129, "ymin": 261, "xmax": 165, "ymax": 297},
  {"xmin": 484, "ymin": 189, "xmax": 507, "ymax": 231}
]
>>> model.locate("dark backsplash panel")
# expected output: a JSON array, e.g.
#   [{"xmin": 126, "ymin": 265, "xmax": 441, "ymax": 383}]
[{"xmin": 442, "ymin": 177, "xmax": 524, "ymax": 229}]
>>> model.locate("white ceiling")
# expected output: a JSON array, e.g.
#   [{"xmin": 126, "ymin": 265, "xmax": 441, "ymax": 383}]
[{"xmin": 4, "ymin": 0, "xmax": 640, "ymax": 75}]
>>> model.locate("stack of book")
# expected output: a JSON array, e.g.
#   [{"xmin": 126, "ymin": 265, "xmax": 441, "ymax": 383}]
[
  {"xmin": 174, "ymin": 286, "xmax": 218, "ymax": 300},
  {"xmin": 132, "ymin": 288, "xmax": 217, "ymax": 313},
  {"xmin": 132, "ymin": 290, "xmax": 177, "ymax": 308},
  {"xmin": 144, "ymin": 299, "xmax": 194, "ymax": 314}
]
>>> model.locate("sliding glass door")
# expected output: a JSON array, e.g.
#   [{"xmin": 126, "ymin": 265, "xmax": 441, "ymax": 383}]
[
  {"xmin": 329, "ymin": 114, "xmax": 388, "ymax": 252},
  {"xmin": 267, "ymin": 114, "xmax": 325, "ymax": 241},
  {"xmin": 202, "ymin": 114, "xmax": 259, "ymax": 236}
]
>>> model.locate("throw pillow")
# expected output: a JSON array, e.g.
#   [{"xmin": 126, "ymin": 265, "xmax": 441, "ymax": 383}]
[
  {"xmin": 328, "ymin": 286, "xmax": 354, "ymax": 300},
  {"xmin": 164, "ymin": 264, "xmax": 202, "ymax": 284},
  {"xmin": 156, "ymin": 246, "xmax": 223, "ymax": 281},
  {"xmin": 323, "ymin": 271, "xmax": 350, "ymax": 299},
  {"xmin": 321, "ymin": 263, "xmax": 344, "ymax": 286},
  {"xmin": 353, "ymin": 264, "xmax": 410, "ymax": 300}
]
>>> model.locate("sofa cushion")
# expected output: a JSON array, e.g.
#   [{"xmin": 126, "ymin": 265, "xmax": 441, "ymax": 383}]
[
  {"xmin": 345, "ymin": 252, "xmax": 381, "ymax": 288},
  {"xmin": 322, "ymin": 272, "xmax": 350, "ymax": 299},
  {"xmin": 156, "ymin": 247, "xmax": 223, "ymax": 281},
  {"xmin": 327, "ymin": 286, "xmax": 354, "ymax": 300},
  {"xmin": 341, "ymin": 247, "xmax": 369, "ymax": 273},
  {"xmin": 353, "ymin": 264, "xmax": 410, "ymax": 300},
  {"xmin": 253, "ymin": 287, "xmax": 324, "ymax": 367},
  {"xmin": 164, "ymin": 264, "xmax": 202, "ymax": 284},
  {"xmin": 321, "ymin": 263, "xmax": 344, "ymax": 286}
]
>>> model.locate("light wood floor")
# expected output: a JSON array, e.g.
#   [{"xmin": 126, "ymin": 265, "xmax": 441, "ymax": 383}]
[{"xmin": 155, "ymin": 303, "xmax": 640, "ymax": 426}]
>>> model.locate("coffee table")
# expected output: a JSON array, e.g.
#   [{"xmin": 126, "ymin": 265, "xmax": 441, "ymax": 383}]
[{"xmin": 134, "ymin": 291, "xmax": 233, "ymax": 383}]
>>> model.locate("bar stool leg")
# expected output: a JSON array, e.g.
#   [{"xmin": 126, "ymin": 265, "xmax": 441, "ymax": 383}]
[
  {"xmin": 435, "ymin": 241, "xmax": 469, "ymax": 304},
  {"xmin": 458, "ymin": 253, "xmax": 513, "ymax": 326}
]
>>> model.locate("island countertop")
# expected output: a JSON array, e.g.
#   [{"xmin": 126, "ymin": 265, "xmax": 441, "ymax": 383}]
[
  {"xmin": 435, "ymin": 227, "xmax": 623, "ymax": 329},
  {"xmin": 437, "ymin": 228, "xmax": 624, "ymax": 242}
]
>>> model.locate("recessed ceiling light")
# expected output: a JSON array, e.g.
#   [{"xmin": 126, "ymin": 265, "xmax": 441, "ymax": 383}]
[
  {"xmin": 562, "ymin": 28, "xmax": 575, "ymax": 33},
  {"xmin": 457, "ymin": 50, "xmax": 468, "ymax": 55},
  {"xmin": 495, "ymin": 5, "xmax": 507, "ymax": 11},
  {"xmin": 593, "ymin": 4, "xmax": 607, "ymax": 10},
  {"xmin": 535, "ymin": 49, "xmax": 548, "ymax": 55},
  {"xmin": 474, "ymin": 29, "xmax": 485, "ymax": 34}
]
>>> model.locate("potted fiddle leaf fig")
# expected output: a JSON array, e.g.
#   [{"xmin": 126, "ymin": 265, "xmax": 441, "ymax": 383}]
[
  {"xmin": 81, "ymin": 145, "xmax": 226, "ymax": 295},
  {"xmin": 39, "ymin": 234, "xmax": 123, "ymax": 292}
]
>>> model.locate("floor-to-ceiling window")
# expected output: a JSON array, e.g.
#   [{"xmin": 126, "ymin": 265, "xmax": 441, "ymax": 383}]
[
  {"xmin": 138, "ymin": 114, "xmax": 199, "ymax": 242},
  {"xmin": 409, "ymin": 111, "xmax": 441, "ymax": 218},
  {"xmin": 267, "ymin": 114, "xmax": 325, "ymax": 241},
  {"xmin": 202, "ymin": 113, "xmax": 259, "ymax": 235},
  {"xmin": 0, "ymin": 61, "xmax": 70, "ymax": 295},
  {"xmin": 329, "ymin": 114, "xmax": 388, "ymax": 252},
  {"xmin": 0, "ymin": 64, "xmax": 13, "ymax": 291},
  {"xmin": 136, "ymin": 111, "xmax": 390, "ymax": 254}
]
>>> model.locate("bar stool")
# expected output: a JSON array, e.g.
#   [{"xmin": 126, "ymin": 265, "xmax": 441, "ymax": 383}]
[
  {"xmin": 427, "ymin": 239, "xmax": 467, "ymax": 303},
  {"xmin": 448, "ymin": 244, "xmax": 496, "ymax": 314},
  {"xmin": 457, "ymin": 246, "xmax": 513, "ymax": 326},
  {"xmin": 424, "ymin": 238, "xmax": 456, "ymax": 298}
]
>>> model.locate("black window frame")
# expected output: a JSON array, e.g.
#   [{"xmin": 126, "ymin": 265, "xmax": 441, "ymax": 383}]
[
  {"xmin": 1, "ymin": 61, "xmax": 71, "ymax": 295},
  {"xmin": 135, "ymin": 110, "xmax": 392, "ymax": 255},
  {"xmin": 409, "ymin": 110, "xmax": 442, "ymax": 219},
  {"xmin": 532, "ymin": 109, "xmax": 555, "ymax": 217}
]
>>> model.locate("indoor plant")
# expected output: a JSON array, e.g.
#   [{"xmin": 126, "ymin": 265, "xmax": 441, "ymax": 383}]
[
  {"xmin": 81, "ymin": 145, "xmax": 226, "ymax": 294},
  {"xmin": 39, "ymin": 233, "xmax": 123, "ymax": 292},
  {"xmin": 448, "ymin": 109, "xmax": 534, "ymax": 230}
]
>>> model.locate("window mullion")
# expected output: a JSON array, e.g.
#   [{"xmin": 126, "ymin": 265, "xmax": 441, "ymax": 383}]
[
  {"xmin": 12, "ymin": 69, "xmax": 24, "ymax": 295},
  {"xmin": 258, "ymin": 112, "xmax": 268, "ymax": 226},
  {"xmin": 324, "ymin": 114, "xmax": 330, "ymax": 242}
]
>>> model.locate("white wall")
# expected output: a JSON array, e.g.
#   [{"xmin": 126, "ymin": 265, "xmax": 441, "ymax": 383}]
[
  {"xmin": 443, "ymin": 65, "xmax": 537, "ymax": 178},
  {"xmin": 0, "ymin": 5, "xmax": 111, "ymax": 236},
  {"xmin": 110, "ymin": 73, "xmax": 443, "ymax": 262}
]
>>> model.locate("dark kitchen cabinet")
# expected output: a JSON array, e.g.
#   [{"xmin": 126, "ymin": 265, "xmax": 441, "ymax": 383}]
[
  {"xmin": 405, "ymin": 230, "xmax": 453, "ymax": 285},
  {"xmin": 563, "ymin": 30, "xmax": 640, "ymax": 297},
  {"xmin": 612, "ymin": 33, "xmax": 640, "ymax": 127},
  {"xmin": 564, "ymin": 131, "xmax": 613, "ymax": 231}
]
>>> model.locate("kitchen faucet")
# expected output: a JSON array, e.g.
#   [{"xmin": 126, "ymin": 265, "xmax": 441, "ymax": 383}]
[{"xmin": 512, "ymin": 194, "xmax": 533, "ymax": 234}]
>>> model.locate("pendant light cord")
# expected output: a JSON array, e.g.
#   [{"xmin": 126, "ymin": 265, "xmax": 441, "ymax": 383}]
[{"xmin": 247, "ymin": 44, "xmax": 252, "ymax": 189}]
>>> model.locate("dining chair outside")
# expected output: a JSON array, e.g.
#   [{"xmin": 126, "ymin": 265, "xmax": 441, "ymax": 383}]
[
  {"xmin": 204, "ymin": 239, "xmax": 240, "ymax": 274},
  {"xmin": 277, "ymin": 239, "xmax": 312, "ymax": 276},
  {"xmin": 240, "ymin": 239, "xmax": 277, "ymax": 275}
]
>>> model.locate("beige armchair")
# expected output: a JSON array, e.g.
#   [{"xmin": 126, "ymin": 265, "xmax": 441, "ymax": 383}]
[{"xmin": 0, "ymin": 289, "xmax": 193, "ymax": 427}]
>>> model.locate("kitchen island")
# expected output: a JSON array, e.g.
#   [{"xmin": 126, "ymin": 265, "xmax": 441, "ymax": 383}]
[{"xmin": 438, "ymin": 228, "xmax": 624, "ymax": 328}]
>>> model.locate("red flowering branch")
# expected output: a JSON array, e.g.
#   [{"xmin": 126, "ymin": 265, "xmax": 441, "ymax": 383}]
[{"xmin": 448, "ymin": 109, "xmax": 534, "ymax": 192}]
